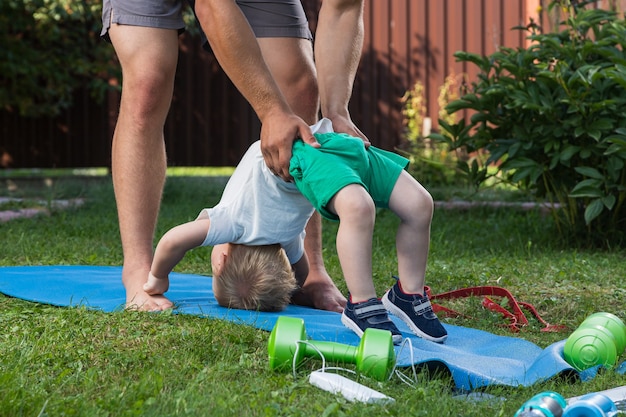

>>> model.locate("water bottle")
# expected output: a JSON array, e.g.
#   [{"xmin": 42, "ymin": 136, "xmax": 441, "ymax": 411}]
[{"xmin": 563, "ymin": 393, "xmax": 618, "ymax": 417}]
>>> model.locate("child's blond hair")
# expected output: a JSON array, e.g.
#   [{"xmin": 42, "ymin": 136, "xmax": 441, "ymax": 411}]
[{"xmin": 213, "ymin": 244, "xmax": 297, "ymax": 312}]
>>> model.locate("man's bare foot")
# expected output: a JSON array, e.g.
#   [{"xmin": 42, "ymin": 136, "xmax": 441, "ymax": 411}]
[
  {"xmin": 125, "ymin": 291, "xmax": 173, "ymax": 311},
  {"xmin": 291, "ymin": 270, "xmax": 346, "ymax": 313},
  {"xmin": 123, "ymin": 268, "xmax": 173, "ymax": 311}
]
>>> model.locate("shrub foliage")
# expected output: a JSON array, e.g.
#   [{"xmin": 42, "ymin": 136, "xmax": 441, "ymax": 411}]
[
  {"xmin": 433, "ymin": 0, "xmax": 626, "ymax": 247},
  {"xmin": 0, "ymin": 0, "xmax": 116, "ymax": 117},
  {"xmin": 401, "ymin": 75, "xmax": 464, "ymax": 186}
]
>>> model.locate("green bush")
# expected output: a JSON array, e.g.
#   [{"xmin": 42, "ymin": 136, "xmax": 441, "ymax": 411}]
[
  {"xmin": 432, "ymin": 1, "xmax": 626, "ymax": 248},
  {"xmin": 0, "ymin": 0, "xmax": 115, "ymax": 117},
  {"xmin": 400, "ymin": 75, "xmax": 464, "ymax": 186}
]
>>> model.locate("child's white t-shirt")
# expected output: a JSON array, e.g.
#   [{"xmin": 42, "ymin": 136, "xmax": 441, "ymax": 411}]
[{"xmin": 200, "ymin": 119, "xmax": 333, "ymax": 264}]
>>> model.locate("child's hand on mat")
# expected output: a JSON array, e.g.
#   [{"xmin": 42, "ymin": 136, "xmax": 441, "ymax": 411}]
[{"xmin": 143, "ymin": 272, "xmax": 170, "ymax": 296}]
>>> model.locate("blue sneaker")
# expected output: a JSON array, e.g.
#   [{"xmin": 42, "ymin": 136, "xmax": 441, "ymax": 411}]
[
  {"xmin": 382, "ymin": 282, "xmax": 447, "ymax": 343},
  {"xmin": 341, "ymin": 297, "xmax": 403, "ymax": 345}
]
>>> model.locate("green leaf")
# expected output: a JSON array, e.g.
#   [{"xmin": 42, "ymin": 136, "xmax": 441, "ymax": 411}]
[
  {"xmin": 502, "ymin": 157, "xmax": 537, "ymax": 169},
  {"xmin": 428, "ymin": 133, "xmax": 454, "ymax": 148},
  {"xmin": 588, "ymin": 130, "xmax": 602, "ymax": 141},
  {"xmin": 574, "ymin": 166, "xmax": 604, "ymax": 180},
  {"xmin": 570, "ymin": 179, "xmax": 603, "ymax": 198},
  {"xmin": 604, "ymin": 135, "xmax": 626, "ymax": 155},
  {"xmin": 575, "ymin": 126, "xmax": 586, "ymax": 137},
  {"xmin": 508, "ymin": 142, "xmax": 522, "ymax": 159},
  {"xmin": 589, "ymin": 118, "xmax": 614, "ymax": 131},
  {"xmin": 584, "ymin": 198, "xmax": 605, "ymax": 224},
  {"xmin": 446, "ymin": 98, "xmax": 475, "ymax": 113},
  {"xmin": 470, "ymin": 113, "xmax": 490, "ymax": 123},
  {"xmin": 569, "ymin": 187, "xmax": 603, "ymax": 198},
  {"xmin": 559, "ymin": 145, "xmax": 581, "ymax": 162},
  {"xmin": 602, "ymin": 194, "xmax": 616, "ymax": 210}
]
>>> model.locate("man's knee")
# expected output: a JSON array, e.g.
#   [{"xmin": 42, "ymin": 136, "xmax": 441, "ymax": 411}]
[{"xmin": 293, "ymin": 70, "xmax": 319, "ymax": 106}]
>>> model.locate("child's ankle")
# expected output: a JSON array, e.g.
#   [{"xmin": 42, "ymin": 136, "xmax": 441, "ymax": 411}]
[
  {"xmin": 349, "ymin": 294, "xmax": 377, "ymax": 304},
  {"xmin": 398, "ymin": 281, "xmax": 423, "ymax": 296}
]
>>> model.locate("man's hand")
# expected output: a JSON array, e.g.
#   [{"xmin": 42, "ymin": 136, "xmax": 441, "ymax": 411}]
[
  {"xmin": 291, "ymin": 275, "xmax": 346, "ymax": 313},
  {"xmin": 329, "ymin": 114, "xmax": 370, "ymax": 147},
  {"xmin": 260, "ymin": 111, "xmax": 319, "ymax": 181}
]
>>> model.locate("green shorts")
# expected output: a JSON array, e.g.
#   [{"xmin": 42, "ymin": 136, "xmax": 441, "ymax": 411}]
[{"xmin": 289, "ymin": 133, "xmax": 409, "ymax": 221}]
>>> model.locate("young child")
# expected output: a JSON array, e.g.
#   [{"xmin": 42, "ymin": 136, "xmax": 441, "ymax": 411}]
[{"xmin": 144, "ymin": 118, "xmax": 447, "ymax": 344}]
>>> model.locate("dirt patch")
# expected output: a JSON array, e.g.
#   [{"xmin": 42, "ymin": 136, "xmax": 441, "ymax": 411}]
[
  {"xmin": 0, "ymin": 197, "xmax": 85, "ymax": 223},
  {"xmin": 434, "ymin": 200, "xmax": 560, "ymax": 215}
]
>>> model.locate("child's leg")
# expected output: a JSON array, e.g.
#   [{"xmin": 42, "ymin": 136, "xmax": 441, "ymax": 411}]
[
  {"xmin": 388, "ymin": 170, "xmax": 433, "ymax": 293},
  {"xmin": 330, "ymin": 184, "xmax": 402, "ymax": 344},
  {"xmin": 382, "ymin": 171, "xmax": 446, "ymax": 342},
  {"xmin": 326, "ymin": 184, "xmax": 377, "ymax": 303}
]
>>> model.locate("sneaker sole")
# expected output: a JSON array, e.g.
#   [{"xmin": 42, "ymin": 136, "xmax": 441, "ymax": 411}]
[
  {"xmin": 382, "ymin": 291, "xmax": 447, "ymax": 343},
  {"xmin": 341, "ymin": 312, "xmax": 403, "ymax": 345}
]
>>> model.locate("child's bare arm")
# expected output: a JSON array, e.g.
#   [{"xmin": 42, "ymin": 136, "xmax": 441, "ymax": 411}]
[
  {"xmin": 144, "ymin": 219, "xmax": 211, "ymax": 295},
  {"xmin": 152, "ymin": 218, "xmax": 211, "ymax": 278}
]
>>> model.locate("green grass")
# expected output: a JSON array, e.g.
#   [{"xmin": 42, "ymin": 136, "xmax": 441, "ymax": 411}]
[{"xmin": 1, "ymin": 174, "xmax": 625, "ymax": 416}]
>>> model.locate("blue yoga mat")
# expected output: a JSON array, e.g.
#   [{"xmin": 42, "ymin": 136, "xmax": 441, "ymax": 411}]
[{"xmin": 0, "ymin": 265, "xmax": 605, "ymax": 391}]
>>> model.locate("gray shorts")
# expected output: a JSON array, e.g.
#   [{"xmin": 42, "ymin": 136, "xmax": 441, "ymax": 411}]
[{"xmin": 101, "ymin": 0, "xmax": 312, "ymax": 41}]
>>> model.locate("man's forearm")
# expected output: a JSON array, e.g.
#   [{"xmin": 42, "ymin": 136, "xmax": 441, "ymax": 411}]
[
  {"xmin": 315, "ymin": 0, "xmax": 364, "ymax": 120},
  {"xmin": 194, "ymin": 0, "xmax": 291, "ymax": 122},
  {"xmin": 194, "ymin": 0, "xmax": 317, "ymax": 179}
]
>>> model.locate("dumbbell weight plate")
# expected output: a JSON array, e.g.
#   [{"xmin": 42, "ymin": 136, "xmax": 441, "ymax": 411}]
[
  {"xmin": 357, "ymin": 328, "xmax": 396, "ymax": 381},
  {"xmin": 563, "ymin": 326, "xmax": 618, "ymax": 371},
  {"xmin": 268, "ymin": 316, "xmax": 307, "ymax": 371},
  {"xmin": 581, "ymin": 312, "xmax": 626, "ymax": 354}
]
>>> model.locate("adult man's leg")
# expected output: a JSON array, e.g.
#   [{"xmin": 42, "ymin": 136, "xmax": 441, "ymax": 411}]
[
  {"xmin": 108, "ymin": 25, "xmax": 179, "ymax": 311},
  {"xmin": 258, "ymin": 37, "xmax": 346, "ymax": 313}
]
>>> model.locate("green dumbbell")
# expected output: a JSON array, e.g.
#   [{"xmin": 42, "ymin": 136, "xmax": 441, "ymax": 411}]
[
  {"xmin": 267, "ymin": 316, "xmax": 396, "ymax": 381},
  {"xmin": 580, "ymin": 312, "xmax": 626, "ymax": 353},
  {"xmin": 563, "ymin": 312, "xmax": 626, "ymax": 371}
]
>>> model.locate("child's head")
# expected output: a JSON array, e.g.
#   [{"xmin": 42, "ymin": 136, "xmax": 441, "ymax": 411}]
[{"xmin": 211, "ymin": 243, "xmax": 297, "ymax": 312}]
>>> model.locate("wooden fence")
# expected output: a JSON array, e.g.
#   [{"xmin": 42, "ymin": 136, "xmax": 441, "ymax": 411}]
[{"xmin": 2, "ymin": 0, "xmax": 622, "ymax": 168}]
